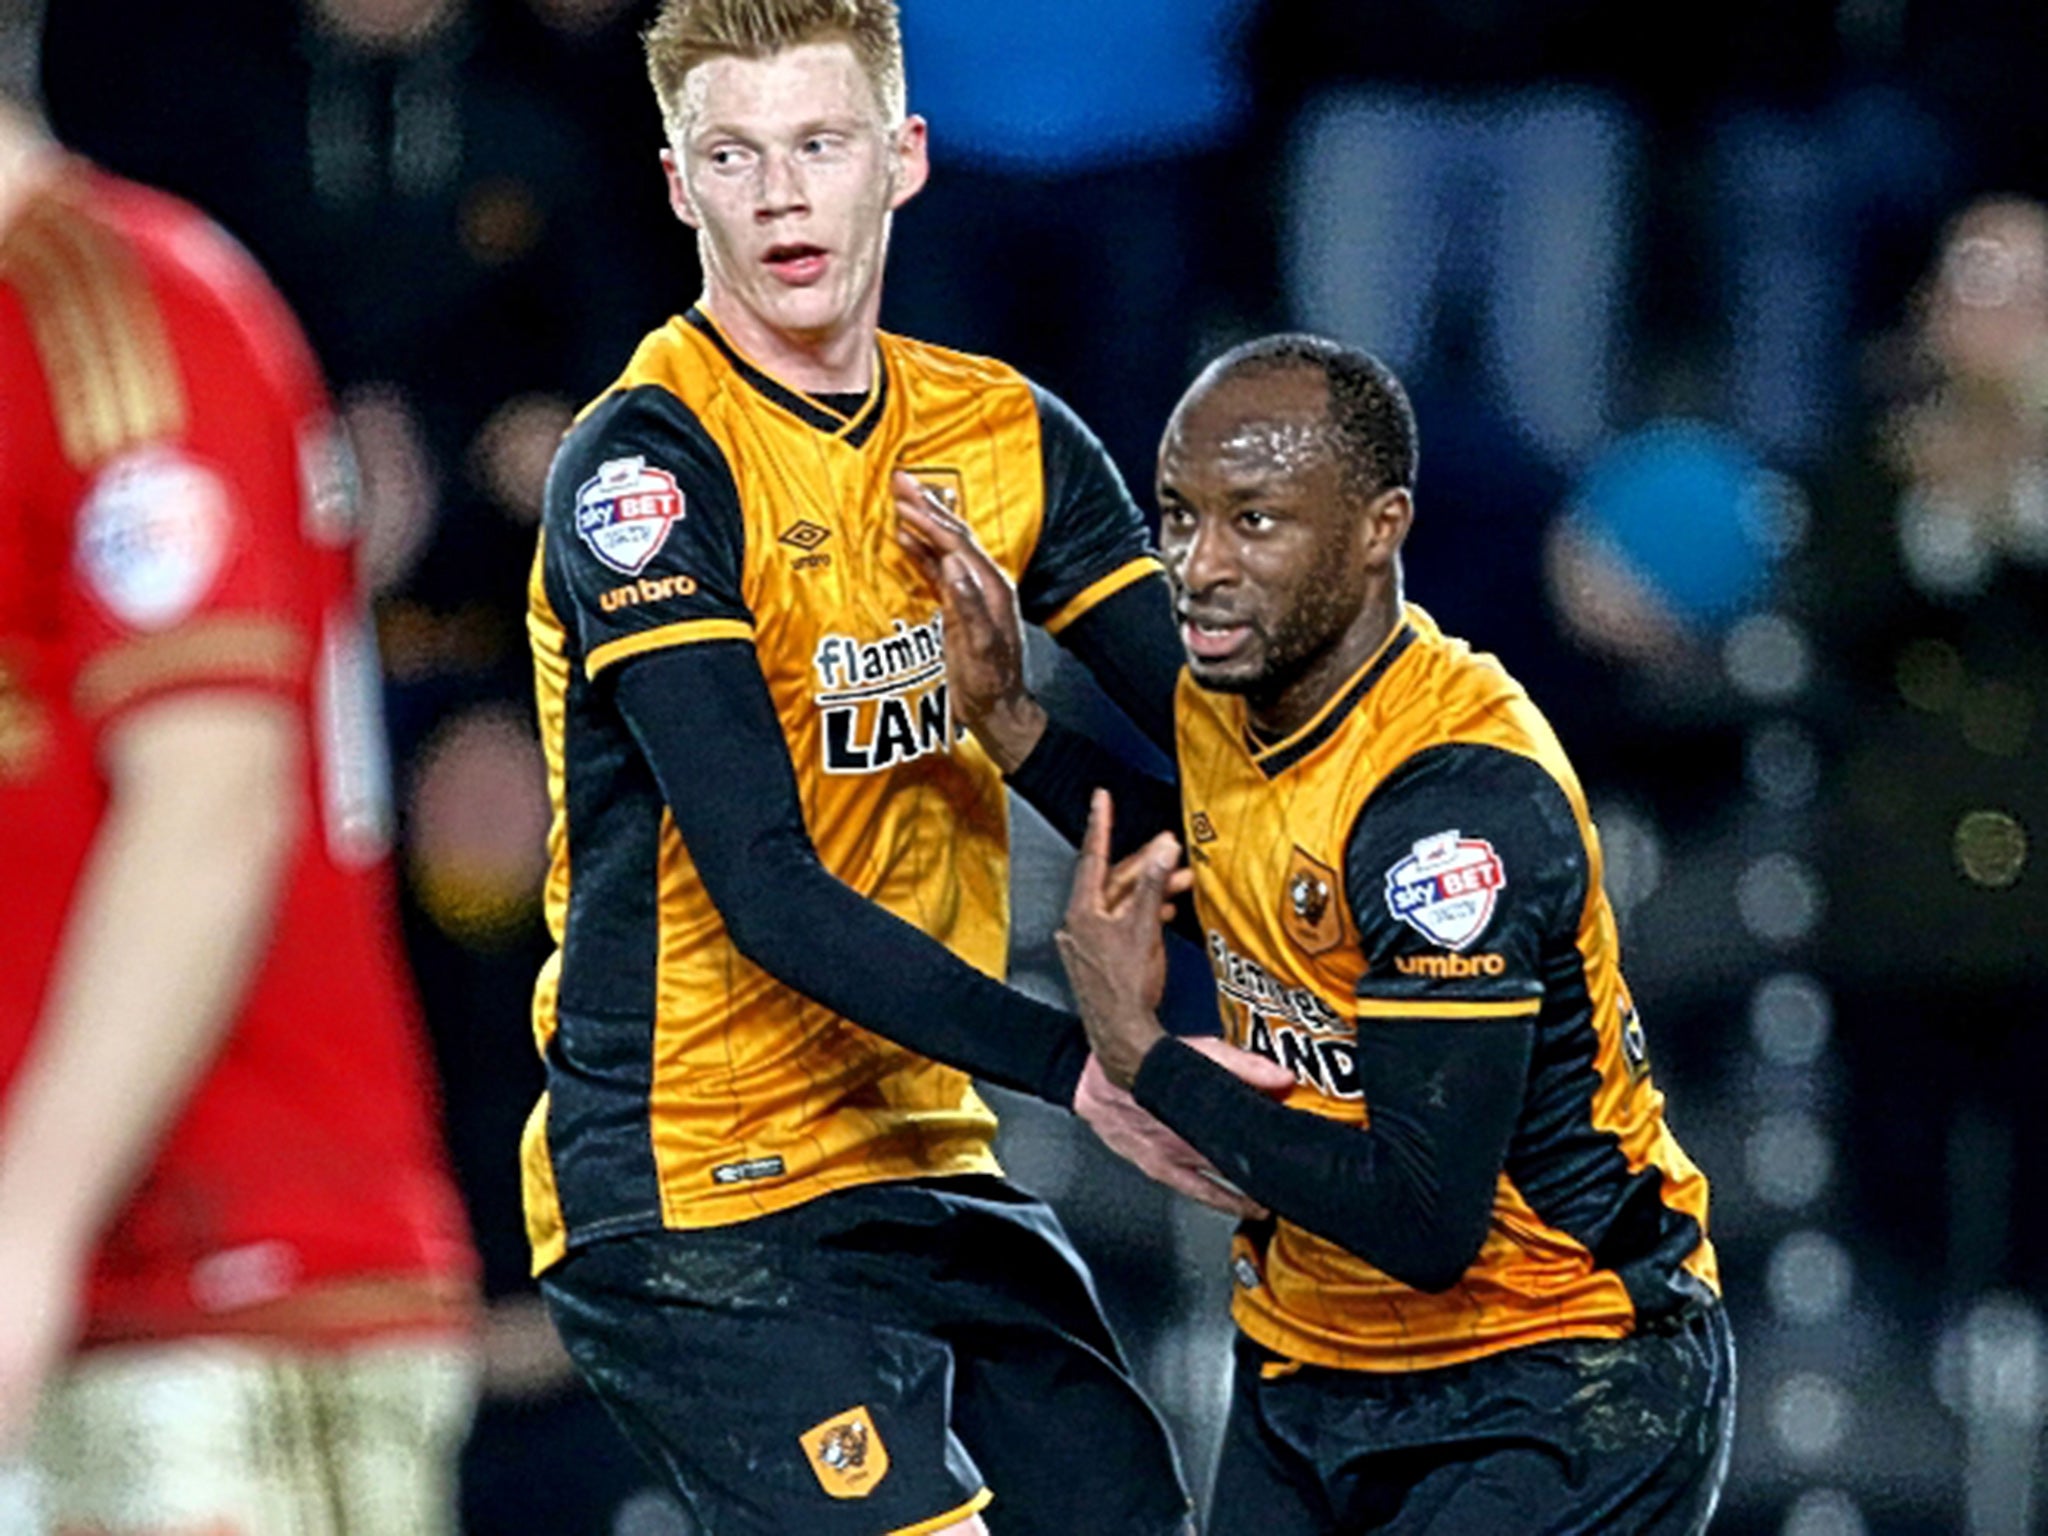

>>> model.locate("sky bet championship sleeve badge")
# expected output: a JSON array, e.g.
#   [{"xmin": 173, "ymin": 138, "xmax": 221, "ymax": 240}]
[
  {"xmin": 1384, "ymin": 830, "xmax": 1505, "ymax": 951},
  {"xmin": 574, "ymin": 456, "xmax": 684, "ymax": 575}
]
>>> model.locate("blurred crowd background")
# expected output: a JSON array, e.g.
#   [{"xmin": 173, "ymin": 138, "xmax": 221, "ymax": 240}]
[{"xmin": 25, "ymin": 0, "xmax": 2048, "ymax": 1531}]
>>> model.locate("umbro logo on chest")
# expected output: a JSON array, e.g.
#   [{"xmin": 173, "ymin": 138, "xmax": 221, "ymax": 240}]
[{"xmin": 779, "ymin": 520, "xmax": 833, "ymax": 572}]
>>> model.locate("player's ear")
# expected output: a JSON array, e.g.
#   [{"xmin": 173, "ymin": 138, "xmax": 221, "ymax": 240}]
[
  {"xmin": 662, "ymin": 149, "xmax": 701, "ymax": 229},
  {"xmin": 1363, "ymin": 487, "xmax": 1414, "ymax": 567},
  {"xmin": 888, "ymin": 115, "xmax": 930, "ymax": 211}
]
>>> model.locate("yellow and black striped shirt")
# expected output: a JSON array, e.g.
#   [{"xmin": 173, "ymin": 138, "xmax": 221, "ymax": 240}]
[
  {"xmin": 523, "ymin": 310, "xmax": 1159, "ymax": 1270},
  {"xmin": 1173, "ymin": 606, "xmax": 1718, "ymax": 1372}
]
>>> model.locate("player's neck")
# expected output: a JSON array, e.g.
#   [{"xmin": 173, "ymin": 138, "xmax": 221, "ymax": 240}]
[
  {"xmin": 698, "ymin": 286, "xmax": 877, "ymax": 397},
  {"xmin": 0, "ymin": 106, "xmax": 59, "ymax": 238}
]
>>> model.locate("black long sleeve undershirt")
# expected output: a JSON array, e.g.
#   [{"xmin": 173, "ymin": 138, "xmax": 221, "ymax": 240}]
[
  {"xmin": 1007, "ymin": 716, "xmax": 1183, "ymax": 860},
  {"xmin": 614, "ymin": 641, "xmax": 1090, "ymax": 1106},
  {"xmin": 1133, "ymin": 1020, "xmax": 1535, "ymax": 1293}
]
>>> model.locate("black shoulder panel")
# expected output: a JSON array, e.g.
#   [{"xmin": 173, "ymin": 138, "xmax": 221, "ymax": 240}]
[
  {"xmin": 543, "ymin": 386, "xmax": 752, "ymax": 667},
  {"xmin": 1017, "ymin": 381, "xmax": 1154, "ymax": 626}
]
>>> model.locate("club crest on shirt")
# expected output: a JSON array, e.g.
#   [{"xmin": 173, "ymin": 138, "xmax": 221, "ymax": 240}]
[
  {"xmin": 573, "ymin": 456, "xmax": 684, "ymax": 575},
  {"xmin": 1282, "ymin": 847, "xmax": 1343, "ymax": 956},
  {"xmin": 901, "ymin": 465, "xmax": 965, "ymax": 523},
  {"xmin": 801, "ymin": 1404, "xmax": 890, "ymax": 1499},
  {"xmin": 1384, "ymin": 831, "xmax": 1505, "ymax": 951}
]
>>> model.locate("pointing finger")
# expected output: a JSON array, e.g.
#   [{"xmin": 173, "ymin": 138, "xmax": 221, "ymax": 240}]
[{"xmin": 1070, "ymin": 789, "xmax": 1114, "ymax": 917}]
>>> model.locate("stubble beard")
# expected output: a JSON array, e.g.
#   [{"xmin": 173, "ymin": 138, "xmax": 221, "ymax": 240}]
[{"xmin": 1222, "ymin": 578, "xmax": 1366, "ymax": 720}]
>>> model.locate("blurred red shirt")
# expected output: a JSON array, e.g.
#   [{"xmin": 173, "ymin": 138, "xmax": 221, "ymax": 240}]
[{"xmin": 0, "ymin": 162, "xmax": 474, "ymax": 1343}]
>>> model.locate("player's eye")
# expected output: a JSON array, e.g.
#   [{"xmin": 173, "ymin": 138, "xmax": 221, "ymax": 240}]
[{"xmin": 1238, "ymin": 509, "xmax": 1276, "ymax": 532}]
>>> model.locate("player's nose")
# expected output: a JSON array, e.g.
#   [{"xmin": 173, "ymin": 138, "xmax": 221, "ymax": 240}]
[
  {"xmin": 756, "ymin": 149, "xmax": 807, "ymax": 216},
  {"xmin": 1175, "ymin": 517, "xmax": 1238, "ymax": 594}
]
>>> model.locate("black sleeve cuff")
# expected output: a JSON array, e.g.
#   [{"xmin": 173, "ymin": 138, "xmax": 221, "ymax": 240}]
[{"xmin": 1130, "ymin": 1038, "xmax": 1266, "ymax": 1188}]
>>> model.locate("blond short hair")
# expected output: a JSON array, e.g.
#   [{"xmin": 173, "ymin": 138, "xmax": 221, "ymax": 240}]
[{"xmin": 644, "ymin": 0, "xmax": 905, "ymax": 144}]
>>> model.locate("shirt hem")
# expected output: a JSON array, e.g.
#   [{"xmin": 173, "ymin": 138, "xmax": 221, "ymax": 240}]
[{"xmin": 1231, "ymin": 1296, "xmax": 1633, "ymax": 1375}]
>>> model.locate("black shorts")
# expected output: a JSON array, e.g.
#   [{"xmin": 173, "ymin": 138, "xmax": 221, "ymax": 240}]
[
  {"xmin": 541, "ymin": 1175, "xmax": 1194, "ymax": 1536},
  {"xmin": 1208, "ymin": 1302, "xmax": 1736, "ymax": 1536}
]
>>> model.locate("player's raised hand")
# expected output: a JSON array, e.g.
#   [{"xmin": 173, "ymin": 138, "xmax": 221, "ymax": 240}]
[
  {"xmin": 890, "ymin": 468, "xmax": 966, "ymax": 580},
  {"xmin": 1056, "ymin": 790, "xmax": 1177, "ymax": 1087},
  {"xmin": 1061, "ymin": 792, "xmax": 1293, "ymax": 1214},
  {"xmin": 890, "ymin": 470, "xmax": 1044, "ymax": 772},
  {"xmin": 1099, "ymin": 799, "xmax": 1192, "ymax": 1011},
  {"xmin": 1072, "ymin": 1055, "xmax": 1269, "ymax": 1221},
  {"xmin": 1099, "ymin": 813, "xmax": 1196, "ymax": 925}
]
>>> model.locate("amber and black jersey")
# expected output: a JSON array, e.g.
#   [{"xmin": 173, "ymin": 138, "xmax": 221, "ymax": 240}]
[
  {"xmin": 523, "ymin": 309, "xmax": 1163, "ymax": 1271},
  {"xmin": 1158, "ymin": 606, "xmax": 1719, "ymax": 1371},
  {"xmin": 1072, "ymin": 606, "xmax": 1719, "ymax": 1373}
]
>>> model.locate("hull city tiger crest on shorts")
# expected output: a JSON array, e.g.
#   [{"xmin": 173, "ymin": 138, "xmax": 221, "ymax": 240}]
[
  {"xmin": 1282, "ymin": 846, "xmax": 1344, "ymax": 956},
  {"xmin": 801, "ymin": 1404, "xmax": 890, "ymax": 1499},
  {"xmin": 1385, "ymin": 830, "xmax": 1506, "ymax": 951},
  {"xmin": 573, "ymin": 455, "xmax": 684, "ymax": 575}
]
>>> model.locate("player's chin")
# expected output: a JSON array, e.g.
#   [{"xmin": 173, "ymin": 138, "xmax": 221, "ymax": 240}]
[
  {"xmin": 764, "ymin": 282, "xmax": 851, "ymax": 333},
  {"xmin": 1185, "ymin": 652, "xmax": 1269, "ymax": 695}
]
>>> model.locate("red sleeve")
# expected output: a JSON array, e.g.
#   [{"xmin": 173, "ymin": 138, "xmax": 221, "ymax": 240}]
[{"xmin": 58, "ymin": 183, "xmax": 343, "ymax": 736}]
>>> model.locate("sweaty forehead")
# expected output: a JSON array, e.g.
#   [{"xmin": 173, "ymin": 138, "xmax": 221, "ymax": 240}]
[{"xmin": 1166, "ymin": 368, "xmax": 1336, "ymax": 481}]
